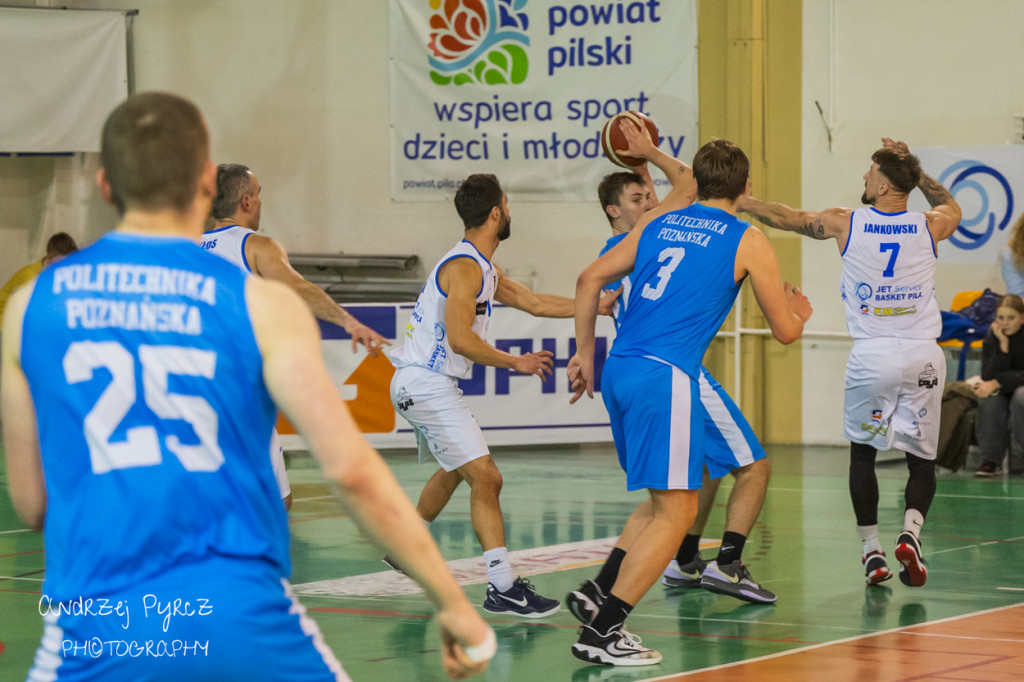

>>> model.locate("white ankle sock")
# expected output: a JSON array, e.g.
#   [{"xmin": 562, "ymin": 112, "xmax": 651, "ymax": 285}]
[
  {"xmin": 903, "ymin": 509, "xmax": 924, "ymax": 540},
  {"xmin": 483, "ymin": 547, "xmax": 515, "ymax": 592},
  {"xmin": 857, "ymin": 524, "xmax": 883, "ymax": 556}
]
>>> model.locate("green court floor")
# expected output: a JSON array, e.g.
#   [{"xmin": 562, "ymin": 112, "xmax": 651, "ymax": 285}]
[{"xmin": 1, "ymin": 443, "xmax": 1022, "ymax": 681}]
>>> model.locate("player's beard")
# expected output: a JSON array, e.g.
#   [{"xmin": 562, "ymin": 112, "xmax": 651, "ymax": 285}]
[
  {"xmin": 861, "ymin": 189, "xmax": 875, "ymax": 205},
  {"xmin": 497, "ymin": 209, "xmax": 511, "ymax": 241}
]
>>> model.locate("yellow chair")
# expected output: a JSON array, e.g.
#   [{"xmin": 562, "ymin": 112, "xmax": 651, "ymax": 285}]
[{"xmin": 938, "ymin": 290, "xmax": 985, "ymax": 380}]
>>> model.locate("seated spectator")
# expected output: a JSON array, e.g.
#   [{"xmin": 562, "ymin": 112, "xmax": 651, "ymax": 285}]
[
  {"xmin": 972, "ymin": 294, "xmax": 1024, "ymax": 476},
  {"xmin": 0, "ymin": 232, "xmax": 78, "ymax": 320},
  {"xmin": 1000, "ymin": 213, "xmax": 1024, "ymax": 297}
]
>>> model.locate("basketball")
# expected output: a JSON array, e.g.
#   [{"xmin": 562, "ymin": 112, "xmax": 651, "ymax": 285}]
[{"xmin": 601, "ymin": 111, "xmax": 659, "ymax": 168}]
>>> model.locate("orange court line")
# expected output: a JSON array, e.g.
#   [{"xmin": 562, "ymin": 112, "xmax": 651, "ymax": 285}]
[{"xmin": 643, "ymin": 602, "xmax": 1024, "ymax": 682}]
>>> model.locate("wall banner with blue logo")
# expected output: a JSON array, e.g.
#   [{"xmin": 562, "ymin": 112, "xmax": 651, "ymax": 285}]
[
  {"xmin": 913, "ymin": 146, "xmax": 1024, "ymax": 264},
  {"xmin": 388, "ymin": 0, "xmax": 698, "ymax": 201}
]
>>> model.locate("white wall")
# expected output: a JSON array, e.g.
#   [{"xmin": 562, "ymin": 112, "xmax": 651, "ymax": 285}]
[
  {"xmin": 0, "ymin": 0, "xmax": 606, "ymax": 298},
  {"xmin": 6, "ymin": 1, "xmax": 1024, "ymax": 445},
  {"xmin": 801, "ymin": 0, "xmax": 1024, "ymax": 444}
]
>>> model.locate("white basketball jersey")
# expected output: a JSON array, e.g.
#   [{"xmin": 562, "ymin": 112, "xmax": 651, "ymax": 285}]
[
  {"xmin": 389, "ymin": 240, "xmax": 497, "ymax": 378},
  {"xmin": 201, "ymin": 225, "xmax": 253, "ymax": 272},
  {"xmin": 841, "ymin": 207, "xmax": 940, "ymax": 339}
]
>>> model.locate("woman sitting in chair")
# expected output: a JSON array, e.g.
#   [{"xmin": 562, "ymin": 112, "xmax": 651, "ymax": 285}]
[{"xmin": 972, "ymin": 294, "xmax": 1024, "ymax": 477}]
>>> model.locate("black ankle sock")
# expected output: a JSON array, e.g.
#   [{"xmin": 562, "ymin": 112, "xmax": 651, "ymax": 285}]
[
  {"xmin": 594, "ymin": 547, "xmax": 626, "ymax": 595},
  {"xmin": 591, "ymin": 593, "xmax": 634, "ymax": 635},
  {"xmin": 716, "ymin": 531, "xmax": 746, "ymax": 566},
  {"xmin": 675, "ymin": 533, "xmax": 702, "ymax": 565}
]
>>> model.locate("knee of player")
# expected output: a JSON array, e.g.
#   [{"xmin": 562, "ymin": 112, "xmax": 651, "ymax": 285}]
[{"xmin": 1010, "ymin": 385, "xmax": 1024, "ymax": 407}]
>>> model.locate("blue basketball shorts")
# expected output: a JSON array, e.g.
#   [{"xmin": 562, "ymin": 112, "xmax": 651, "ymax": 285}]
[
  {"xmin": 602, "ymin": 355, "xmax": 765, "ymax": 490},
  {"xmin": 28, "ymin": 556, "xmax": 349, "ymax": 681}
]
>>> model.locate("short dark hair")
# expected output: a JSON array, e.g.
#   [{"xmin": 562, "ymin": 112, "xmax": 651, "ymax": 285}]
[
  {"xmin": 211, "ymin": 163, "xmax": 253, "ymax": 220},
  {"xmin": 693, "ymin": 139, "xmax": 749, "ymax": 202},
  {"xmin": 45, "ymin": 232, "xmax": 78, "ymax": 259},
  {"xmin": 871, "ymin": 148, "xmax": 922, "ymax": 194},
  {"xmin": 597, "ymin": 172, "xmax": 645, "ymax": 226},
  {"xmin": 100, "ymin": 92, "xmax": 209, "ymax": 216},
  {"xmin": 454, "ymin": 174, "xmax": 504, "ymax": 229}
]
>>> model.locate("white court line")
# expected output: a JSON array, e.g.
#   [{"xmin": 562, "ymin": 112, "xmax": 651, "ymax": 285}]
[
  {"xmin": 291, "ymin": 537, "xmax": 620, "ymax": 597},
  {"xmin": 930, "ymin": 535, "xmax": 1024, "ymax": 556},
  {"xmin": 0, "ymin": 575, "xmax": 44, "ymax": 582},
  {"xmin": 997, "ymin": 587, "xmax": 1024, "ymax": 592},
  {"xmin": 636, "ymin": 602, "xmax": 1024, "ymax": 681},
  {"xmin": 0, "ymin": 529, "xmax": 33, "ymax": 535},
  {"xmin": 768, "ymin": 487, "xmax": 1024, "ymax": 501},
  {"xmin": 292, "ymin": 495, "xmax": 336, "ymax": 503},
  {"xmin": 903, "ymin": 631, "xmax": 1024, "ymax": 643}
]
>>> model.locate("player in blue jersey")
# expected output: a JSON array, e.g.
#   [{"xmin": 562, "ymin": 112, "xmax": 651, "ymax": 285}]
[
  {"xmin": 593, "ymin": 123, "xmax": 797, "ymax": 606},
  {"xmin": 1, "ymin": 92, "xmax": 493, "ymax": 681},
  {"xmin": 566, "ymin": 139, "xmax": 812, "ymax": 666},
  {"xmin": 739, "ymin": 138, "xmax": 961, "ymax": 588}
]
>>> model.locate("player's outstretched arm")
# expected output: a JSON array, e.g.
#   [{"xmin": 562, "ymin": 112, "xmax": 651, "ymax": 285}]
[
  {"xmin": 739, "ymin": 196, "xmax": 850, "ymax": 244},
  {"xmin": 247, "ymin": 276, "xmax": 492, "ymax": 679},
  {"xmin": 881, "ymin": 138, "xmax": 963, "ymax": 242},
  {"xmin": 1, "ymin": 284, "xmax": 47, "ymax": 531},
  {"xmin": 737, "ymin": 227, "xmax": 812, "ymax": 345},
  {"xmin": 495, "ymin": 266, "xmax": 620, "ymax": 319},
  {"xmin": 569, "ymin": 228, "xmax": 643, "ymax": 403},
  {"xmin": 247, "ymin": 234, "xmax": 389, "ymax": 355},
  {"xmin": 442, "ymin": 258, "xmax": 554, "ymax": 378}
]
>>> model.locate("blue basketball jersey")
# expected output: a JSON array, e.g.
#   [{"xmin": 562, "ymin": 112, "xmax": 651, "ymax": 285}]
[
  {"xmin": 20, "ymin": 232, "xmax": 288, "ymax": 603},
  {"xmin": 600, "ymin": 232, "xmax": 631, "ymax": 329},
  {"xmin": 611, "ymin": 204, "xmax": 748, "ymax": 376}
]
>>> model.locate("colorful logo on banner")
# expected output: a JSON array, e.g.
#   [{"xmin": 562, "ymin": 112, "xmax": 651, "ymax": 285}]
[
  {"xmin": 428, "ymin": 0, "xmax": 530, "ymax": 86},
  {"xmin": 938, "ymin": 159, "xmax": 1015, "ymax": 251}
]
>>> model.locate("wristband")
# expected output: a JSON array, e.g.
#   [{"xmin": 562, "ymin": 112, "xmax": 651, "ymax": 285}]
[{"xmin": 464, "ymin": 628, "xmax": 497, "ymax": 664}]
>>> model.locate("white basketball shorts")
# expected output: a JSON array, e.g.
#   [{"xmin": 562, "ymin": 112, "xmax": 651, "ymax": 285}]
[
  {"xmin": 843, "ymin": 337, "xmax": 945, "ymax": 459},
  {"xmin": 390, "ymin": 365, "xmax": 489, "ymax": 471}
]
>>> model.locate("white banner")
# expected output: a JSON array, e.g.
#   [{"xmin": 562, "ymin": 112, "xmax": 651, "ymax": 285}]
[
  {"xmin": 0, "ymin": 8, "xmax": 128, "ymax": 153},
  {"xmin": 279, "ymin": 304, "xmax": 617, "ymax": 451},
  {"xmin": 388, "ymin": 0, "xmax": 698, "ymax": 201},
  {"xmin": 914, "ymin": 146, "xmax": 1024, "ymax": 265}
]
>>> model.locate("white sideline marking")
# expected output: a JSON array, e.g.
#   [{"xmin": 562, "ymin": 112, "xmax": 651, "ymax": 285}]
[{"xmin": 291, "ymin": 537, "xmax": 621, "ymax": 597}]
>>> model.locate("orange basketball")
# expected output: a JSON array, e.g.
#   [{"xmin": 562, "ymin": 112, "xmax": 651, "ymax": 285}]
[{"xmin": 601, "ymin": 111, "xmax": 659, "ymax": 168}]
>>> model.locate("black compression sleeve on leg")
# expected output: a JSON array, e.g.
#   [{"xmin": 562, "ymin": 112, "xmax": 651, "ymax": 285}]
[
  {"xmin": 849, "ymin": 442, "xmax": 879, "ymax": 527},
  {"xmin": 904, "ymin": 453, "xmax": 937, "ymax": 518}
]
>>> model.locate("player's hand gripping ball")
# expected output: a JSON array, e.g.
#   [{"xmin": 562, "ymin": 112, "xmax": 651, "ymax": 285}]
[{"xmin": 601, "ymin": 111, "xmax": 659, "ymax": 168}]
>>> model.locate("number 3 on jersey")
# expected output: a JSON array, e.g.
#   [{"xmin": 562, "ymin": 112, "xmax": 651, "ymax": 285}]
[
  {"xmin": 63, "ymin": 341, "xmax": 224, "ymax": 474},
  {"xmin": 641, "ymin": 247, "xmax": 686, "ymax": 301}
]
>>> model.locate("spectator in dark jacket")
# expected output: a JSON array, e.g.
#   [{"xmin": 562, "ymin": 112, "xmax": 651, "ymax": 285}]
[{"xmin": 972, "ymin": 294, "xmax": 1024, "ymax": 476}]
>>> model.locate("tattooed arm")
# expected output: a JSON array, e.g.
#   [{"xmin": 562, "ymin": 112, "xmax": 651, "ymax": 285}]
[
  {"xmin": 881, "ymin": 138, "xmax": 962, "ymax": 242},
  {"xmin": 737, "ymin": 195, "xmax": 851, "ymax": 246}
]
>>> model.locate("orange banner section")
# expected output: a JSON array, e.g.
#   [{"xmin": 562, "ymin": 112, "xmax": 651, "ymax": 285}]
[{"xmin": 277, "ymin": 352, "xmax": 397, "ymax": 436}]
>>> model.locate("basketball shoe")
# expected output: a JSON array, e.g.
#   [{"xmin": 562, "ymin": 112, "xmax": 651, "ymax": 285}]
[
  {"xmin": 482, "ymin": 577, "xmax": 560, "ymax": 618},
  {"xmin": 863, "ymin": 549, "xmax": 893, "ymax": 586},
  {"xmin": 662, "ymin": 552, "xmax": 707, "ymax": 589},
  {"xmin": 700, "ymin": 560, "xmax": 777, "ymax": 604},
  {"xmin": 571, "ymin": 624, "xmax": 662, "ymax": 666},
  {"xmin": 894, "ymin": 532, "xmax": 928, "ymax": 587},
  {"xmin": 566, "ymin": 579, "xmax": 605, "ymax": 625}
]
